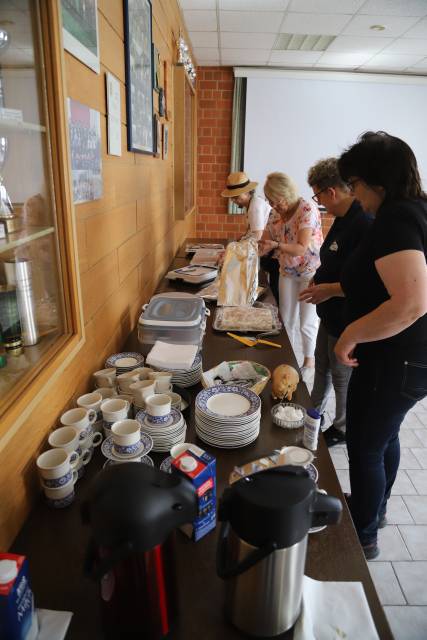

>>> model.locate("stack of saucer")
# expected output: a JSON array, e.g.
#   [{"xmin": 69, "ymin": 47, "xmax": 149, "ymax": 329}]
[
  {"xmin": 152, "ymin": 354, "xmax": 202, "ymax": 388},
  {"xmin": 105, "ymin": 352, "xmax": 145, "ymax": 375},
  {"xmin": 135, "ymin": 408, "xmax": 187, "ymax": 453},
  {"xmin": 195, "ymin": 385, "xmax": 261, "ymax": 449},
  {"xmin": 103, "ymin": 455, "xmax": 154, "ymax": 469},
  {"xmin": 101, "ymin": 418, "xmax": 153, "ymax": 462}
]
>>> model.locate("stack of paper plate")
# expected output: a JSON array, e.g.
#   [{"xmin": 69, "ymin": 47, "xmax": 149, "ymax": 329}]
[
  {"xmin": 195, "ymin": 385, "xmax": 261, "ymax": 449},
  {"xmin": 105, "ymin": 352, "xmax": 144, "ymax": 375},
  {"xmin": 135, "ymin": 407, "xmax": 187, "ymax": 453},
  {"xmin": 152, "ymin": 354, "xmax": 203, "ymax": 388}
]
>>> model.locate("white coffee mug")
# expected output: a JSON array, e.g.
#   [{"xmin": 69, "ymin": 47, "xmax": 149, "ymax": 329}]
[
  {"xmin": 129, "ymin": 380, "xmax": 156, "ymax": 405},
  {"xmin": 44, "ymin": 477, "xmax": 76, "ymax": 508},
  {"xmin": 145, "ymin": 394, "xmax": 171, "ymax": 424},
  {"xmin": 111, "ymin": 419, "xmax": 141, "ymax": 455},
  {"xmin": 37, "ymin": 448, "xmax": 79, "ymax": 489},
  {"xmin": 101, "ymin": 398, "xmax": 130, "ymax": 423},
  {"xmin": 93, "ymin": 368, "xmax": 116, "ymax": 388},
  {"xmin": 60, "ymin": 407, "xmax": 97, "ymax": 440},
  {"xmin": 133, "ymin": 367, "xmax": 153, "ymax": 380},
  {"xmin": 80, "ymin": 429, "xmax": 102, "ymax": 449},
  {"xmin": 117, "ymin": 371, "xmax": 140, "ymax": 392},
  {"xmin": 77, "ymin": 391, "xmax": 103, "ymax": 413},
  {"xmin": 96, "ymin": 387, "xmax": 117, "ymax": 400}
]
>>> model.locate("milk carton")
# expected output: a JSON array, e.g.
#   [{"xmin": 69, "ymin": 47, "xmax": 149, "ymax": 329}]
[
  {"xmin": 171, "ymin": 445, "xmax": 216, "ymax": 541},
  {"xmin": 0, "ymin": 554, "xmax": 38, "ymax": 640}
]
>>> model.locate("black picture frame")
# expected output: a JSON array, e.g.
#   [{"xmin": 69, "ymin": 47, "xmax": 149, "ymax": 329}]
[
  {"xmin": 123, "ymin": 0, "xmax": 154, "ymax": 154},
  {"xmin": 158, "ymin": 87, "xmax": 165, "ymax": 117}
]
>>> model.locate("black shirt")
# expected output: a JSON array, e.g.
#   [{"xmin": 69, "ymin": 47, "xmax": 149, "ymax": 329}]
[
  {"xmin": 341, "ymin": 198, "xmax": 427, "ymax": 353},
  {"xmin": 313, "ymin": 201, "xmax": 373, "ymax": 337}
]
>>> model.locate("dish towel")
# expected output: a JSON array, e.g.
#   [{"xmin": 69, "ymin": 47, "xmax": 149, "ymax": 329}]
[
  {"xmin": 146, "ymin": 341, "xmax": 198, "ymax": 371},
  {"xmin": 293, "ymin": 576, "xmax": 379, "ymax": 640}
]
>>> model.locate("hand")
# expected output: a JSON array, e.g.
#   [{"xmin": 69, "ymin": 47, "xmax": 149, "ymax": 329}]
[
  {"xmin": 334, "ymin": 332, "xmax": 359, "ymax": 367},
  {"xmin": 299, "ymin": 283, "xmax": 333, "ymax": 304},
  {"xmin": 258, "ymin": 239, "xmax": 277, "ymax": 255}
]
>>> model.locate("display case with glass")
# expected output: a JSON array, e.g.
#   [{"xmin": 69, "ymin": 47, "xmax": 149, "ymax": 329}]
[{"xmin": 0, "ymin": 1, "xmax": 76, "ymax": 420}]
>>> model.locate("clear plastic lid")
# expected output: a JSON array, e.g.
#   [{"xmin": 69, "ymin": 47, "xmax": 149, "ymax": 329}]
[
  {"xmin": 141, "ymin": 293, "xmax": 205, "ymax": 327},
  {"xmin": 0, "ymin": 559, "xmax": 18, "ymax": 584},
  {"xmin": 179, "ymin": 456, "xmax": 197, "ymax": 472}
]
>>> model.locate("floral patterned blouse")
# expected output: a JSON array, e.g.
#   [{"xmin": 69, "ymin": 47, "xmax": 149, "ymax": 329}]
[{"xmin": 267, "ymin": 198, "xmax": 323, "ymax": 278}]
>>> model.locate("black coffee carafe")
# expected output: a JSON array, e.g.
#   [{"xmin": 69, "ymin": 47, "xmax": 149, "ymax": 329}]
[
  {"xmin": 82, "ymin": 464, "xmax": 197, "ymax": 639},
  {"xmin": 217, "ymin": 465, "xmax": 342, "ymax": 638}
]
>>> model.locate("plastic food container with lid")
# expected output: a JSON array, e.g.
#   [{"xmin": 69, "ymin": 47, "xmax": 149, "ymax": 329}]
[{"xmin": 138, "ymin": 292, "xmax": 209, "ymax": 346}]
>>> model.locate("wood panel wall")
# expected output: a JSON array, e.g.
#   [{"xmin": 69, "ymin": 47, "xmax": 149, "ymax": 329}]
[{"xmin": 0, "ymin": 0, "xmax": 195, "ymax": 550}]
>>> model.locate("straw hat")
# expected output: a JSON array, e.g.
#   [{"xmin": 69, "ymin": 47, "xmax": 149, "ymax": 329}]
[{"xmin": 221, "ymin": 171, "xmax": 258, "ymax": 198}]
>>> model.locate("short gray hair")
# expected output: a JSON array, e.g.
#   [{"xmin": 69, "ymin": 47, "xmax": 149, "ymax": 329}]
[{"xmin": 307, "ymin": 157, "xmax": 348, "ymax": 191}]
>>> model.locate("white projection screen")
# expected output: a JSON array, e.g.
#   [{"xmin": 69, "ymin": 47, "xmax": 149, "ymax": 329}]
[{"xmin": 242, "ymin": 70, "xmax": 427, "ymax": 202}]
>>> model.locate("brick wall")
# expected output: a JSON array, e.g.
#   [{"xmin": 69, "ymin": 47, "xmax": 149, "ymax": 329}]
[
  {"xmin": 196, "ymin": 66, "xmax": 247, "ymax": 239},
  {"xmin": 196, "ymin": 66, "xmax": 334, "ymax": 240}
]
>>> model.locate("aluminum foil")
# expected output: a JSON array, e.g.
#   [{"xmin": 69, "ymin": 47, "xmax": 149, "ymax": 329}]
[{"xmin": 217, "ymin": 237, "xmax": 258, "ymax": 307}]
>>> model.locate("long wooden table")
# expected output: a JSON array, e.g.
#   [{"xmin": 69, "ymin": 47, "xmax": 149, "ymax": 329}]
[{"xmin": 11, "ymin": 244, "xmax": 392, "ymax": 639}]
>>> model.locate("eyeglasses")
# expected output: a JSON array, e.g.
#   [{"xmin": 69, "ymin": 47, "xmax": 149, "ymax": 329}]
[
  {"xmin": 347, "ymin": 178, "xmax": 362, "ymax": 193},
  {"xmin": 311, "ymin": 187, "xmax": 329, "ymax": 204},
  {"xmin": 265, "ymin": 196, "xmax": 282, "ymax": 208}
]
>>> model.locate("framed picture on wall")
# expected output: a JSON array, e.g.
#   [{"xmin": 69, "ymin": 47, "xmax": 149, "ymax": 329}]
[
  {"xmin": 153, "ymin": 44, "xmax": 160, "ymax": 90},
  {"xmin": 158, "ymin": 87, "xmax": 165, "ymax": 117},
  {"xmin": 124, "ymin": 0, "xmax": 154, "ymax": 154},
  {"xmin": 61, "ymin": 0, "xmax": 100, "ymax": 73}
]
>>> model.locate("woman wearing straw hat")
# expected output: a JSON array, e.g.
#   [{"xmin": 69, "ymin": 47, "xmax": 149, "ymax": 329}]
[{"xmin": 221, "ymin": 171, "xmax": 270, "ymax": 241}]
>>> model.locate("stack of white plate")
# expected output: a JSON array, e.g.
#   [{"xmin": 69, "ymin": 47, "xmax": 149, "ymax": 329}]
[
  {"xmin": 135, "ymin": 408, "xmax": 187, "ymax": 453},
  {"xmin": 152, "ymin": 354, "xmax": 202, "ymax": 388},
  {"xmin": 105, "ymin": 352, "xmax": 145, "ymax": 375},
  {"xmin": 195, "ymin": 385, "xmax": 261, "ymax": 449}
]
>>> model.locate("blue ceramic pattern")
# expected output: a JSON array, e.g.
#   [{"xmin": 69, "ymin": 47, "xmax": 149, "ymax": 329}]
[
  {"xmin": 113, "ymin": 441, "xmax": 142, "ymax": 455},
  {"xmin": 135, "ymin": 407, "xmax": 181, "ymax": 429},
  {"xmin": 160, "ymin": 456, "xmax": 173, "ymax": 474},
  {"xmin": 101, "ymin": 433, "xmax": 153, "ymax": 461},
  {"xmin": 196, "ymin": 385, "xmax": 260, "ymax": 418},
  {"xmin": 42, "ymin": 470, "xmax": 72, "ymax": 489},
  {"xmin": 143, "ymin": 412, "xmax": 170, "ymax": 425},
  {"xmin": 105, "ymin": 352, "xmax": 144, "ymax": 369},
  {"xmin": 46, "ymin": 491, "xmax": 75, "ymax": 509}
]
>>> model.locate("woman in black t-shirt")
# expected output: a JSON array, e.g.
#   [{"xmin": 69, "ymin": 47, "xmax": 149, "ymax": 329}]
[{"xmin": 336, "ymin": 131, "xmax": 427, "ymax": 560}]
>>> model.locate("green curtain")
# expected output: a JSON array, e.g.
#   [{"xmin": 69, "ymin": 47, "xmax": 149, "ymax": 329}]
[{"xmin": 228, "ymin": 76, "xmax": 247, "ymax": 215}]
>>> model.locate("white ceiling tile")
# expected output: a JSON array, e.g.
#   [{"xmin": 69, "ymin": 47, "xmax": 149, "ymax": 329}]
[
  {"xmin": 183, "ymin": 10, "xmax": 217, "ymax": 31},
  {"xmin": 288, "ymin": 0, "xmax": 364, "ymax": 13},
  {"xmin": 220, "ymin": 11, "xmax": 284, "ymax": 32},
  {"xmin": 270, "ymin": 50, "xmax": 323, "ymax": 63},
  {"xmin": 383, "ymin": 38, "xmax": 427, "ymax": 55},
  {"xmin": 317, "ymin": 51, "xmax": 374, "ymax": 65},
  {"xmin": 269, "ymin": 61, "xmax": 316, "ymax": 67},
  {"xmin": 362, "ymin": 53, "xmax": 425, "ymax": 68},
  {"xmin": 193, "ymin": 47, "xmax": 220, "ymax": 61},
  {"xmin": 197, "ymin": 60, "xmax": 221, "ymax": 66},
  {"xmin": 280, "ymin": 13, "xmax": 352, "ymax": 35},
  {"xmin": 408, "ymin": 57, "xmax": 427, "ymax": 69},
  {"xmin": 221, "ymin": 48, "xmax": 271, "ymax": 62},
  {"xmin": 219, "ymin": 0, "xmax": 289, "ymax": 9},
  {"xmin": 220, "ymin": 32, "xmax": 277, "ymax": 48},
  {"xmin": 342, "ymin": 15, "xmax": 420, "ymax": 38},
  {"xmin": 179, "ymin": 0, "xmax": 216, "ymax": 9},
  {"xmin": 359, "ymin": 1, "xmax": 427, "ymax": 17},
  {"xmin": 327, "ymin": 35, "xmax": 392, "ymax": 53},
  {"xmin": 404, "ymin": 18, "xmax": 427, "ymax": 38},
  {"xmin": 189, "ymin": 31, "xmax": 219, "ymax": 47}
]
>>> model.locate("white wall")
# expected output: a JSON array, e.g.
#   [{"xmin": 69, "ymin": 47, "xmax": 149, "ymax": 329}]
[{"xmin": 242, "ymin": 70, "xmax": 427, "ymax": 201}]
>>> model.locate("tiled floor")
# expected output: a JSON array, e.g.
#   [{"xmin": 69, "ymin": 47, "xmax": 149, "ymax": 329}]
[{"xmin": 319, "ymin": 385, "xmax": 427, "ymax": 639}]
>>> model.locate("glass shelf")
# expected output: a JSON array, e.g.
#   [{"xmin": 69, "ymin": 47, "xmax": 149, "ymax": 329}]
[
  {"xmin": 0, "ymin": 118, "xmax": 46, "ymax": 133},
  {"xmin": 0, "ymin": 226, "xmax": 55, "ymax": 255}
]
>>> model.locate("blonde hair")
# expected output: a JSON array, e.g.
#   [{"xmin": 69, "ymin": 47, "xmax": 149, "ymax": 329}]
[{"xmin": 264, "ymin": 172, "xmax": 299, "ymax": 205}]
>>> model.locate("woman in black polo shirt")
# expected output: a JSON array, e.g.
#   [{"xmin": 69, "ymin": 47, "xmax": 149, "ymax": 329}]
[{"xmin": 335, "ymin": 131, "xmax": 427, "ymax": 560}]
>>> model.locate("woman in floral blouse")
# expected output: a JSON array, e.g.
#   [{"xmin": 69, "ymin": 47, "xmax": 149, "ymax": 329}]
[{"xmin": 259, "ymin": 172, "xmax": 323, "ymax": 379}]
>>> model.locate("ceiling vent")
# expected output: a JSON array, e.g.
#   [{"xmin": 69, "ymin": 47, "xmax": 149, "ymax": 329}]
[{"xmin": 274, "ymin": 33, "xmax": 335, "ymax": 52}]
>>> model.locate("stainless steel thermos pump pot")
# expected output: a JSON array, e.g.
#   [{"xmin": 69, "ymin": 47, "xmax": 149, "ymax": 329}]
[{"xmin": 217, "ymin": 466, "xmax": 342, "ymax": 637}]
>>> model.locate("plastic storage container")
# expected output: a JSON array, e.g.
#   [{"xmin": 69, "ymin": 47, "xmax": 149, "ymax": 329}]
[{"xmin": 138, "ymin": 292, "xmax": 209, "ymax": 346}]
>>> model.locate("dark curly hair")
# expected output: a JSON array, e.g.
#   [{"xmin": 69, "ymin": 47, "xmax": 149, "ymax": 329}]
[{"xmin": 337, "ymin": 131, "xmax": 426, "ymax": 201}]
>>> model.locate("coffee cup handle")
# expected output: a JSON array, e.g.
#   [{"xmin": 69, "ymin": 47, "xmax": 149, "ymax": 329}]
[
  {"xmin": 88, "ymin": 409, "xmax": 97, "ymax": 424},
  {"xmin": 91, "ymin": 431, "xmax": 103, "ymax": 448},
  {"xmin": 124, "ymin": 401, "xmax": 130, "ymax": 412},
  {"xmin": 81, "ymin": 448, "xmax": 93, "ymax": 466},
  {"xmin": 69, "ymin": 451, "xmax": 79, "ymax": 465},
  {"xmin": 69, "ymin": 454, "xmax": 80, "ymax": 470},
  {"xmin": 72, "ymin": 470, "xmax": 78, "ymax": 484}
]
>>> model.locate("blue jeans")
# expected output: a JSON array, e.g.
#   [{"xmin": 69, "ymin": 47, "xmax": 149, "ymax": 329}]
[{"xmin": 346, "ymin": 346, "xmax": 427, "ymax": 545}]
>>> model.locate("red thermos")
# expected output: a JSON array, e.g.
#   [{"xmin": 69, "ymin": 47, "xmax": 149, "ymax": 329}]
[{"xmin": 82, "ymin": 464, "xmax": 197, "ymax": 639}]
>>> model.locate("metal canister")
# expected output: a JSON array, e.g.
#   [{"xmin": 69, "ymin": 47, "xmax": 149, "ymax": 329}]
[{"xmin": 4, "ymin": 259, "xmax": 38, "ymax": 346}]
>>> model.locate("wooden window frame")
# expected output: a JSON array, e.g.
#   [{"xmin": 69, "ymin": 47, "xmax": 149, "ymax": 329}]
[
  {"xmin": 0, "ymin": 1, "xmax": 84, "ymax": 439},
  {"xmin": 173, "ymin": 64, "xmax": 196, "ymax": 220}
]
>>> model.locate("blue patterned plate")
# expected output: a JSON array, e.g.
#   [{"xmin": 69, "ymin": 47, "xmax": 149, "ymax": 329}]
[
  {"xmin": 160, "ymin": 456, "xmax": 173, "ymax": 473},
  {"xmin": 195, "ymin": 385, "xmax": 261, "ymax": 419},
  {"xmin": 105, "ymin": 352, "xmax": 144, "ymax": 369},
  {"xmin": 101, "ymin": 434, "xmax": 153, "ymax": 461},
  {"xmin": 135, "ymin": 407, "xmax": 183, "ymax": 430},
  {"xmin": 103, "ymin": 455, "xmax": 154, "ymax": 469}
]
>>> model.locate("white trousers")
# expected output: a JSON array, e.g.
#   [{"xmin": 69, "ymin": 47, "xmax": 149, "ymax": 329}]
[{"xmin": 279, "ymin": 275, "xmax": 319, "ymax": 359}]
